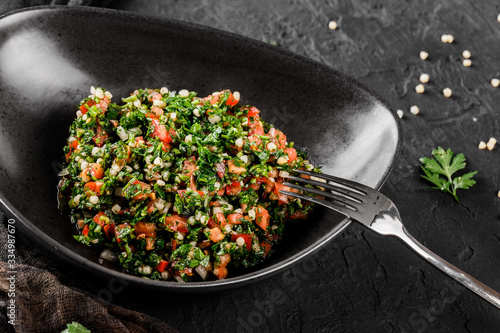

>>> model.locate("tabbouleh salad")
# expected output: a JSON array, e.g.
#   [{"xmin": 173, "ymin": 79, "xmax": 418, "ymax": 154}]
[{"xmin": 58, "ymin": 86, "xmax": 320, "ymax": 282}]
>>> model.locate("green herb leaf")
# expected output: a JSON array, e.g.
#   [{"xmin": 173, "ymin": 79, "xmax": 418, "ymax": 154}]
[
  {"xmin": 420, "ymin": 147, "xmax": 477, "ymax": 202},
  {"xmin": 61, "ymin": 322, "xmax": 90, "ymax": 333}
]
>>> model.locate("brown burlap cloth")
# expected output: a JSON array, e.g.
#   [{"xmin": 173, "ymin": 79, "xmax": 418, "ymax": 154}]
[
  {"xmin": 0, "ymin": 215, "xmax": 179, "ymax": 333},
  {"xmin": 0, "ymin": 3, "xmax": 177, "ymax": 333}
]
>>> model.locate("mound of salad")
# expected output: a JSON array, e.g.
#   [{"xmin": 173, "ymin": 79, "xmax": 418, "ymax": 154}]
[{"xmin": 58, "ymin": 86, "xmax": 320, "ymax": 282}]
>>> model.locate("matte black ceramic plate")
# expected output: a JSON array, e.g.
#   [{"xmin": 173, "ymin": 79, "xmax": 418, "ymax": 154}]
[{"xmin": 0, "ymin": 6, "xmax": 402, "ymax": 292}]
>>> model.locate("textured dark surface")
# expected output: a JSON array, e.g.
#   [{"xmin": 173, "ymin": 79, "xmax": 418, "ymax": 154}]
[{"xmin": 2, "ymin": 0, "xmax": 500, "ymax": 332}]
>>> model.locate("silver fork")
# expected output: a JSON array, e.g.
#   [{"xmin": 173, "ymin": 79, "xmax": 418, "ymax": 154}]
[{"xmin": 280, "ymin": 169, "xmax": 500, "ymax": 309}]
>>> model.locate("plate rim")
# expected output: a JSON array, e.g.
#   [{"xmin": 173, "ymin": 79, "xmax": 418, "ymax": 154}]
[{"xmin": 0, "ymin": 5, "xmax": 403, "ymax": 292}]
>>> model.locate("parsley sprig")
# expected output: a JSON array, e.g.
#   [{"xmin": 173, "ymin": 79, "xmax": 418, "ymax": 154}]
[
  {"xmin": 420, "ymin": 147, "xmax": 477, "ymax": 202},
  {"xmin": 61, "ymin": 322, "xmax": 90, "ymax": 333}
]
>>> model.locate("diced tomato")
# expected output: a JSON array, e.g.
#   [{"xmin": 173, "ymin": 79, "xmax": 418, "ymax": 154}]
[
  {"xmin": 189, "ymin": 174, "xmax": 197, "ymax": 191},
  {"xmin": 215, "ymin": 162, "xmax": 225, "ymax": 179},
  {"xmin": 93, "ymin": 211, "xmax": 107, "ymax": 227},
  {"xmin": 146, "ymin": 200, "xmax": 156, "ymax": 214},
  {"xmin": 248, "ymin": 182, "xmax": 261, "ymax": 191},
  {"xmin": 136, "ymin": 234, "xmax": 155, "ymax": 250},
  {"xmin": 151, "ymin": 105, "xmax": 164, "ymax": 116},
  {"xmin": 209, "ymin": 227, "xmax": 225, "ymax": 243},
  {"xmin": 116, "ymin": 208, "xmax": 131, "ymax": 216},
  {"xmin": 217, "ymin": 187, "xmax": 226, "ymax": 196},
  {"xmin": 182, "ymin": 159, "xmax": 197, "ymax": 179},
  {"xmin": 255, "ymin": 206, "xmax": 270, "ymax": 230},
  {"xmin": 164, "ymin": 215, "xmax": 188, "ymax": 233},
  {"xmin": 248, "ymin": 135, "xmax": 262, "ymax": 150},
  {"xmin": 209, "ymin": 94, "xmax": 220, "ymax": 105},
  {"xmin": 110, "ymin": 119, "xmax": 119, "ymax": 127},
  {"xmin": 145, "ymin": 236, "xmax": 155, "ymax": 250},
  {"xmin": 246, "ymin": 106, "xmax": 260, "ymax": 117},
  {"xmin": 257, "ymin": 177, "xmax": 275, "ymax": 193},
  {"xmin": 231, "ymin": 233, "xmax": 252, "ymax": 251},
  {"xmin": 284, "ymin": 147, "xmax": 297, "ymax": 162},
  {"xmin": 89, "ymin": 163, "xmax": 104, "ymax": 179},
  {"xmin": 215, "ymin": 212, "xmax": 226, "ymax": 227},
  {"xmin": 215, "ymin": 253, "xmax": 231, "ymax": 279},
  {"xmin": 92, "ymin": 123, "xmax": 108, "ymax": 147},
  {"xmin": 151, "ymin": 119, "xmax": 173, "ymax": 143},
  {"xmin": 227, "ymin": 213, "xmax": 243, "ymax": 224},
  {"xmin": 134, "ymin": 221, "xmax": 156, "ymax": 237},
  {"xmin": 177, "ymin": 189, "xmax": 205, "ymax": 197},
  {"xmin": 225, "ymin": 183, "xmax": 242, "ymax": 196},
  {"xmin": 130, "ymin": 180, "xmax": 152, "ymax": 201},
  {"xmin": 85, "ymin": 181, "xmax": 104, "ymax": 195},
  {"xmin": 145, "ymin": 112, "xmax": 157, "ymax": 120},
  {"xmin": 171, "ymin": 239, "xmax": 178, "ymax": 251},
  {"xmin": 207, "ymin": 218, "xmax": 218, "ymax": 229},
  {"xmin": 274, "ymin": 182, "xmax": 295, "ymax": 205},
  {"xmin": 177, "ymin": 267, "xmax": 194, "ymax": 277},
  {"xmin": 79, "ymin": 99, "xmax": 95, "ymax": 114},
  {"xmin": 96, "ymin": 98, "xmax": 109, "ymax": 113},
  {"xmin": 115, "ymin": 223, "xmax": 129, "ymax": 243},
  {"xmin": 80, "ymin": 168, "xmax": 91, "ymax": 182},
  {"xmin": 260, "ymin": 241, "xmax": 272, "ymax": 257},
  {"xmin": 155, "ymin": 260, "xmax": 169, "ymax": 272},
  {"xmin": 161, "ymin": 142, "xmax": 173, "ymax": 152},
  {"xmin": 103, "ymin": 223, "xmax": 115, "ymax": 239},
  {"xmin": 290, "ymin": 211, "xmax": 309, "ymax": 220},
  {"xmin": 268, "ymin": 128, "xmax": 287, "ymax": 149},
  {"xmin": 248, "ymin": 120, "xmax": 264, "ymax": 136},
  {"xmin": 226, "ymin": 92, "xmax": 239, "ymax": 106},
  {"xmin": 153, "ymin": 93, "xmax": 163, "ymax": 101},
  {"xmin": 134, "ymin": 136, "xmax": 145, "ymax": 146},
  {"xmin": 227, "ymin": 160, "xmax": 246, "ymax": 175},
  {"xmin": 65, "ymin": 140, "xmax": 79, "ymax": 161},
  {"xmin": 220, "ymin": 253, "xmax": 231, "ymax": 266},
  {"xmin": 82, "ymin": 225, "xmax": 89, "ymax": 237}
]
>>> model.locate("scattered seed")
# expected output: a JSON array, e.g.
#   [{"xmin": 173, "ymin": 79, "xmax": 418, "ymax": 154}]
[
  {"xmin": 419, "ymin": 73, "xmax": 430, "ymax": 83},
  {"xmin": 491, "ymin": 78, "xmax": 500, "ymax": 88},
  {"xmin": 328, "ymin": 21, "xmax": 338, "ymax": 30},
  {"xmin": 497, "ymin": 191, "xmax": 500, "ymax": 199},
  {"xmin": 415, "ymin": 84, "xmax": 425, "ymax": 94},
  {"xmin": 443, "ymin": 88, "xmax": 452, "ymax": 98},
  {"xmin": 397, "ymin": 109, "xmax": 404, "ymax": 118},
  {"xmin": 498, "ymin": 13, "xmax": 500, "ymax": 22},
  {"xmin": 419, "ymin": 51, "xmax": 429, "ymax": 60},
  {"xmin": 463, "ymin": 59, "xmax": 472, "ymax": 67},
  {"xmin": 478, "ymin": 141, "xmax": 487, "ymax": 149},
  {"xmin": 487, "ymin": 137, "xmax": 497, "ymax": 150},
  {"xmin": 410, "ymin": 106, "xmax": 420, "ymax": 115},
  {"xmin": 462, "ymin": 50, "xmax": 471, "ymax": 59},
  {"xmin": 441, "ymin": 34, "xmax": 454, "ymax": 43}
]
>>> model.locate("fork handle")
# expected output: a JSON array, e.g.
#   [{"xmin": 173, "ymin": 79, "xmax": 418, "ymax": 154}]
[{"xmin": 398, "ymin": 226, "xmax": 500, "ymax": 309}]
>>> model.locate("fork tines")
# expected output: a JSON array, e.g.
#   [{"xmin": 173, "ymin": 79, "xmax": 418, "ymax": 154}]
[{"xmin": 280, "ymin": 169, "xmax": 368, "ymax": 216}]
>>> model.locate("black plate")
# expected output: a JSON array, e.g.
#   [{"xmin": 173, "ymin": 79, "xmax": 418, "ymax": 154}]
[{"xmin": 0, "ymin": 6, "xmax": 402, "ymax": 292}]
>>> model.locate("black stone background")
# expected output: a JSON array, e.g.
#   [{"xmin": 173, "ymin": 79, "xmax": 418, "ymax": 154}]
[{"xmin": 3, "ymin": 0, "xmax": 500, "ymax": 332}]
